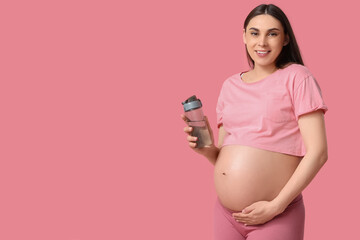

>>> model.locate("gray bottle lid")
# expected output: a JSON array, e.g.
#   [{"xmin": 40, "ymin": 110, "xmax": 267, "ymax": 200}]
[{"xmin": 182, "ymin": 95, "xmax": 202, "ymax": 112}]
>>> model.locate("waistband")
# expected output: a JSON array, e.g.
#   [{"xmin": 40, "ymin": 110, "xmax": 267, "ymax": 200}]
[{"xmin": 288, "ymin": 193, "xmax": 303, "ymax": 207}]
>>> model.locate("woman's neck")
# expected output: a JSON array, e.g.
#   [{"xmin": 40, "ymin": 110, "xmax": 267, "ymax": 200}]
[{"xmin": 252, "ymin": 64, "xmax": 278, "ymax": 77}]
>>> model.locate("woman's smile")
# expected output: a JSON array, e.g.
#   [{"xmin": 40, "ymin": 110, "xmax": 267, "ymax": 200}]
[{"xmin": 255, "ymin": 50, "xmax": 271, "ymax": 57}]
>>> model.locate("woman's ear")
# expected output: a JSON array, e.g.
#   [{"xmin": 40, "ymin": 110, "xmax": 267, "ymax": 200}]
[
  {"xmin": 243, "ymin": 29, "xmax": 247, "ymax": 44},
  {"xmin": 283, "ymin": 34, "xmax": 290, "ymax": 46}
]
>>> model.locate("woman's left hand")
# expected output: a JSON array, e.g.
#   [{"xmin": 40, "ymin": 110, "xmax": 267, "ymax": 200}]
[{"xmin": 232, "ymin": 201, "xmax": 281, "ymax": 226}]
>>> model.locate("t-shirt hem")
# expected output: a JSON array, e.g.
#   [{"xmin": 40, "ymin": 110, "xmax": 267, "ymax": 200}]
[
  {"xmin": 296, "ymin": 105, "xmax": 328, "ymax": 121},
  {"xmin": 221, "ymin": 142, "xmax": 305, "ymax": 157}
]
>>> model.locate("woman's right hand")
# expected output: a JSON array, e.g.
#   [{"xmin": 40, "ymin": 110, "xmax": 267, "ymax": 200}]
[{"xmin": 180, "ymin": 114, "xmax": 216, "ymax": 156}]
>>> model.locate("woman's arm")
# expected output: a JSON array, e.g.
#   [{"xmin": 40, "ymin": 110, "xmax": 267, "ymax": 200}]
[
  {"xmin": 217, "ymin": 125, "xmax": 227, "ymax": 148},
  {"xmin": 272, "ymin": 109, "xmax": 328, "ymax": 213}
]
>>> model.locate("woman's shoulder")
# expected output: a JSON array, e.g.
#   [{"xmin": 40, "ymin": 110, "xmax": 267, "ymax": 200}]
[
  {"xmin": 282, "ymin": 63, "xmax": 317, "ymax": 90},
  {"xmin": 282, "ymin": 63, "xmax": 313, "ymax": 77}
]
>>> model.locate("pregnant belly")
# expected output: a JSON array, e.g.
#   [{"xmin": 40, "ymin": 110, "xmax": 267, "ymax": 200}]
[{"xmin": 214, "ymin": 145, "xmax": 301, "ymax": 211}]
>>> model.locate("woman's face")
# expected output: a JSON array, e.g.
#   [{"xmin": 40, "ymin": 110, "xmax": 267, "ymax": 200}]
[{"xmin": 243, "ymin": 14, "xmax": 289, "ymax": 69}]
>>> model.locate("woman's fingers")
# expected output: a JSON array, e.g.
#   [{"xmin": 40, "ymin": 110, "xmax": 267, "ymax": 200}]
[
  {"xmin": 233, "ymin": 213, "xmax": 248, "ymax": 220},
  {"xmin": 181, "ymin": 114, "xmax": 192, "ymax": 134},
  {"xmin": 189, "ymin": 142, "xmax": 197, "ymax": 148},
  {"xmin": 187, "ymin": 135, "xmax": 197, "ymax": 142},
  {"xmin": 183, "ymin": 126, "xmax": 192, "ymax": 134},
  {"xmin": 181, "ymin": 114, "xmax": 197, "ymax": 148},
  {"xmin": 180, "ymin": 114, "xmax": 190, "ymax": 122}
]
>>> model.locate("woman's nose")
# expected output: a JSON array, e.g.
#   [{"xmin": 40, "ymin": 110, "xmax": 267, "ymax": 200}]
[{"xmin": 258, "ymin": 36, "xmax": 267, "ymax": 46}]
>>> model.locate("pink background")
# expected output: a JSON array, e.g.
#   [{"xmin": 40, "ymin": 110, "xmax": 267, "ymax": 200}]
[{"xmin": 0, "ymin": 0, "xmax": 358, "ymax": 239}]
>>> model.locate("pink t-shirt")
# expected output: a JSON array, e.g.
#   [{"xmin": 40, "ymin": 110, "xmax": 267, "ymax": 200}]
[{"xmin": 216, "ymin": 64, "xmax": 328, "ymax": 157}]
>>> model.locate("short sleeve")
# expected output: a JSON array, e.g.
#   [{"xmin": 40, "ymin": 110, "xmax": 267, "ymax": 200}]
[
  {"xmin": 216, "ymin": 85, "xmax": 225, "ymax": 128},
  {"xmin": 293, "ymin": 75, "xmax": 328, "ymax": 121}
]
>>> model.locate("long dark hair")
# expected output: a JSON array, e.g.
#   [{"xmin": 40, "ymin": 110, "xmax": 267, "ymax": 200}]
[{"xmin": 243, "ymin": 4, "xmax": 304, "ymax": 68}]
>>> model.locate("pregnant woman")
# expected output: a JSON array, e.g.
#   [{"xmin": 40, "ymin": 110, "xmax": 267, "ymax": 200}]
[{"xmin": 181, "ymin": 4, "xmax": 328, "ymax": 240}]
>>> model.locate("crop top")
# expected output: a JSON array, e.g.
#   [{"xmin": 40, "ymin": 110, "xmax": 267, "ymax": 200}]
[{"xmin": 216, "ymin": 64, "xmax": 328, "ymax": 157}]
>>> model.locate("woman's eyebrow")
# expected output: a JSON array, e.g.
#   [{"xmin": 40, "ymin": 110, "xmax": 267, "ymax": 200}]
[{"xmin": 249, "ymin": 27, "xmax": 281, "ymax": 32}]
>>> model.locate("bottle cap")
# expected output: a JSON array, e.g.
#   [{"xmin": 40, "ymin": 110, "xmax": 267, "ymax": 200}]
[{"xmin": 182, "ymin": 95, "xmax": 202, "ymax": 112}]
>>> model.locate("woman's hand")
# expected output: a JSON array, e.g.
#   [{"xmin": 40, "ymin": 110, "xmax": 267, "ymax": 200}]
[
  {"xmin": 181, "ymin": 114, "xmax": 215, "ymax": 156},
  {"xmin": 232, "ymin": 201, "xmax": 282, "ymax": 226}
]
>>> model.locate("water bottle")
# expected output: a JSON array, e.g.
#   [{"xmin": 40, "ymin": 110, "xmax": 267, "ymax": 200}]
[{"xmin": 182, "ymin": 95, "xmax": 213, "ymax": 148}]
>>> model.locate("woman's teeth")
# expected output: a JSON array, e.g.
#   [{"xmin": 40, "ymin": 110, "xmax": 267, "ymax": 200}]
[{"xmin": 256, "ymin": 50, "xmax": 270, "ymax": 57}]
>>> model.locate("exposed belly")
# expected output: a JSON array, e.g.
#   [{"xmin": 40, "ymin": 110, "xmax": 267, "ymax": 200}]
[{"xmin": 214, "ymin": 145, "xmax": 301, "ymax": 211}]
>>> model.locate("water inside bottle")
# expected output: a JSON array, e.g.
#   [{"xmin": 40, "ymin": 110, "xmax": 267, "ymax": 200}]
[{"xmin": 191, "ymin": 125, "xmax": 212, "ymax": 148}]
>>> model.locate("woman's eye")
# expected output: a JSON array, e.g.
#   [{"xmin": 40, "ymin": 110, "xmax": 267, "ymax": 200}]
[
  {"xmin": 250, "ymin": 32, "xmax": 258, "ymax": 36},
  {"xmin": 269, "ymin": 32, "xmax": 278, "ymax": 36}
]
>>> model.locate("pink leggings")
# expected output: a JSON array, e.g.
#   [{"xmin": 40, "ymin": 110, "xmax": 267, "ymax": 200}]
[{"xmin": 214, "ymin": 194, "xmax": 305, "ymax": 240}]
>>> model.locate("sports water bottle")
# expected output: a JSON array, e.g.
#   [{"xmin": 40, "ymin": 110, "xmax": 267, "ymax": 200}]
[{"xmin": 182, "ymin": 95, "xmax": 213, "ymax": 148}]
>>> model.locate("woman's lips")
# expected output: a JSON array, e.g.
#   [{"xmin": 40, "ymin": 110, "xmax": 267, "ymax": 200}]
[{"xmin": 255, "ymin": 50, "xmax": 271, "ymax": 57}]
